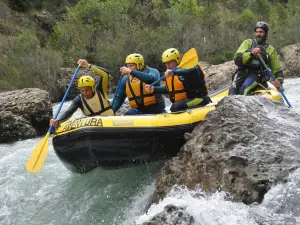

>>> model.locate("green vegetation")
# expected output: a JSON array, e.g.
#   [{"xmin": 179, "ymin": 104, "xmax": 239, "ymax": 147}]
[{"xmin": 1, "ymin": 0, "xmax": 300, "ymax": 97}]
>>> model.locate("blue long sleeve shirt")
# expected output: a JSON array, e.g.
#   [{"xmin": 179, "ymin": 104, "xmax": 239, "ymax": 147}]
[{"xmin": 112, "ymin": 66, "xmax": 165, "ymax": 112}]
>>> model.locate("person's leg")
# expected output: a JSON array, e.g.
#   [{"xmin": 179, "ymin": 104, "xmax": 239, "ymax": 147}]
[
  {"xmin": 186, "ymin": 96, "xmax": 212, "ymax": 108},
  {"xmin": 170, "ymin": 99, "xmax": 189, "ymax": 112},
  {"xmin": 171, "ymin": 97, "xmax": 212, "ymax": 112},
  {"xmin": 229, "ymin": 71, "xmax": 247, "ymax": 95},
  {"xmin": 239, "ymin": 72, "xmax": 260, "ymax": 95},
  {"xmin": 141, "ymin": 103, "xmax": 166, "ymax": 114},
  {"xmin": 124, "ymin": 108, "xmax": 143, "ymax": 115}
]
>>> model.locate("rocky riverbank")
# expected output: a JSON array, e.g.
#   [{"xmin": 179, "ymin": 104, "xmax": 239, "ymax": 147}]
[{"xmin": 143, "ymin": 95, "xmax": 300, "ymax": 224}]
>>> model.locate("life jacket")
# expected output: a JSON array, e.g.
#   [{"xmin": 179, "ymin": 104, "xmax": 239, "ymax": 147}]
[
  {"xmin": 81, "ymin": 91, "xmax": 114, "ymax": 116},
  {"xmin": 165, "ymin": 74, "xmax": 187, "ymax": 103},
  {"xmin": 166, "ymin": 63, "xmax": 208, "ymax": 102},
  {"xmin": 125, "ymin": 76, "xmax": 156, "ymax": 108},
  {"xmin": 245, "ymin": 39, "xmax": 270, "ymax": 70}
]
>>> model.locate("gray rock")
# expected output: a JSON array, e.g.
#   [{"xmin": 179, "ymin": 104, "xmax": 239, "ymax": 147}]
[
  {"xmin": 56, "ymin": 67, "xmax": 115, "ymax": 102},
  {"xmin": 280, "ymin": 43, "xmax": 300, "ymax": 78},
  {"xmin": 153, "ymin": 96, "xmax": 300, "ymax": 204},
  {"xmin": 34, "ymin": 11, "xmax": 55, "ymax": 32},
  {"xmin": 0, "ymin": 88, "xmax": 52, "ymax": 138},
  {"xmin": 141, "ymin": 205, "xmax": 194, "ymax": 225},
  {"xmin": 205, "ymin": 61, "xmax": 236, "ymax": 92},
  {"xmin": 0, "ymin": 111, "xmax": 36, "ymax": 142}
]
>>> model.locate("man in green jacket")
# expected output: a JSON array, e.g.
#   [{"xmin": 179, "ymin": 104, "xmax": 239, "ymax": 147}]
[{"xmin": 230, "ymin": 21, "xmax": 284, "ymax": 95}]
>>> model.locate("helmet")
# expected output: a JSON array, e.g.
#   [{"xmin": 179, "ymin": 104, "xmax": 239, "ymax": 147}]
[
  {"xmin": 125, "ymin": 53, "xmax": 144, "ymax": 71},
  {"xmin": 162, "ymin": 48, "xmax": 180, "ymax": 64},
  {"xmin": 254, "ymin": 21, "xmax": 269, "ymax": 35},
  {"xmin": 78, "ymin": 76, "xmax": 95, "ymax": 92}
]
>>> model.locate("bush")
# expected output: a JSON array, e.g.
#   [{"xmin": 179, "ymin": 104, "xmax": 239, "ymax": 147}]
[
  {"xmin": 0, "ymin": 31, "xmax": 63, "ymax": 99},
  {"xmin": 3, "ymin": 0, "xmax": 300, "ymax": 94}
]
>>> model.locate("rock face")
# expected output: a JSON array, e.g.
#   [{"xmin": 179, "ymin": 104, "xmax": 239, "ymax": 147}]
[
  {"xmin": 34, "ymin": 11, "xmax": 55, "ymax": 32},
  {"xmin": 280, "ymin": 43, "xmax": 300, "ymax": 78},
  {"xmin": 153, "ymin": 96, "xmax": 300, "ymax": 204},
  {"xmin": 0, "ymin": 88, "xmax": 52, "ymax": 143},
  {"xmin": 205, "ymin": 61, "xmax": 236, "ymax": 92},
  {"xmin": 56, "ymin": 67, "xmax": 115, "ymax": 102}
]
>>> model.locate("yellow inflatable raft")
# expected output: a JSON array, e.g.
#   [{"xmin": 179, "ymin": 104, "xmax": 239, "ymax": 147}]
[{"xmin": 52, "ymin": 83, "xmax": 282, "ymax": 173}]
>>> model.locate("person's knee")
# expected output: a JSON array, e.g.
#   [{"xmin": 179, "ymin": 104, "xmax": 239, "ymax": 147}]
[
  {"xmin": 170, "ymin": 104, "xmax": 178, "ymax": 112},
  {"xmin": 229, "ymin": 86, "xmax": 238, "ymax": 95},
  {"xmin": 125, "ymin": 108, "xmax": 141, "ymax": 115},
  {"xmin": 239, "ymin": 86, "xmax": 246, "ymax": 95},
  {"xmin": 170, "ymin": 102, "xmax": 186, "ymax": 112}
]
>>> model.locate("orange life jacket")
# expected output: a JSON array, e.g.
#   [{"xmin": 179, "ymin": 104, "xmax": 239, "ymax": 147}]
[
  {"xmin": 165, "ymin": 75, "xmax": 187, "ymax": 103},
  {"xmin": 125, "ymin": 76, "xmax": 156, "ymax": 108}
]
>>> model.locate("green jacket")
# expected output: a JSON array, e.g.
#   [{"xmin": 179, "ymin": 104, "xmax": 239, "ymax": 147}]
[{"xmin": 234, "ymin": 39, "xmax": 281, "ymax": 78}]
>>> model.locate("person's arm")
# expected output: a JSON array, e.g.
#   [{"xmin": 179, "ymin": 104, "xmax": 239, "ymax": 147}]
[
  {"xmin": 234, "ymin": 39, "xmax": 253, "ymax": 67},
  {"xmin": 153, "ymin": 85, "xmax": 168, "ymax": 94},
  {"xmin": 112, "ymin": 76, "xmax": 127, "ymax": 112},
  {"xmin": 130, "ymin": 67, "xmax": 157, "ymax": 84},
  {"xmin": 56, "ymin": 96, "xmax": 81, "ymax": 123},
  {"xmin": 90, "ymin": 65, "xmax": 110, "ymax": 99},
  {"xmin": 174, "ymin": 66, "xmax": 202, "ymax": 78},
  {"xmin": 267, "ymin": 47, "xmax": 282, "ymax": 79}
]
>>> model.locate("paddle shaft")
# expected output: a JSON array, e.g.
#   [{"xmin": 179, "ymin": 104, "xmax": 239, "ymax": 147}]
[
  {"xmin": 258, "ymin": 55, "xmax": 292, "ymax": 108},
  {"xmin": 26, "ymin": 65, "xmax": 81, "ymax": 172},
  {"xmin": 49, "ymin": 65, "xmax": 81, "ymax": 133},
  {"xmin": 111, "ymin": 75, "xmax": 122, "ymax": 107},
  {"xmin": 149, "ymin": 66, "xmax": 178, "ymax": 87}
]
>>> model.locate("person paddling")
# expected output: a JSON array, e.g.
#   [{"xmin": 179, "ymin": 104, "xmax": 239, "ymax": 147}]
[
  {"xmin": 111, "ymin": 53, "xmax": 166, "ymax": 115},
  {"xmin": 146, "ymin": 48, "xmax": 211, "ymax": 112},
  {"xmin": 229, "ymin": 21, "xmax": 284, "ymax": 95},
  {"xmin": 50, "ymin": 59, "xmax": 114, "ymax": 127}
]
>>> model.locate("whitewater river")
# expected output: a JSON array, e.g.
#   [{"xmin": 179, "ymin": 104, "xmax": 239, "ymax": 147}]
[{"xmin": 1, "ymin": 78, "xmax": 299, "ymax": 225}]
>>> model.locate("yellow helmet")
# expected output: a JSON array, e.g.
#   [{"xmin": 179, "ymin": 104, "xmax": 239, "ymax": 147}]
[
  {"xmin": 162, "ymin": 48, "xmax": 180, "ymax": 64},
  {"xmin": 77, "ymin": 76, "xmax": 95, "ymax": 92},
  {"xmin": 125, "ymin": 53, "xmax": 144, "ymax": 71}
]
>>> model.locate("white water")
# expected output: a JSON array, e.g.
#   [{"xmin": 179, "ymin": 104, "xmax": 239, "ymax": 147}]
[
  {"xmin": 130, "ymin": 169, "xmax": 300, "ymax": 225},
  {"xmin": 0, "ymin": 78, "xmax": 299, "ymax": 225},
  {"xmin": 126, "ymin": 77, "xmax": 300, "ymax": 225}
]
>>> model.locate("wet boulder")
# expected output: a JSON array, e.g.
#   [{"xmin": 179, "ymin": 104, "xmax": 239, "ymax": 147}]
[
  {"xmin": 0, "ymin": 88, "xmax": 52, "ymax": 142},
  {"xmin": 0, "ymin": 111, "xmax": 36, "ymax": 142},
  {"xmin": 153, "ymin": 96, "xmax": 300, "ymax": 204},
  {"xmin": 141, "ymin": 205, "xmax": 194, "ymax": 225}
]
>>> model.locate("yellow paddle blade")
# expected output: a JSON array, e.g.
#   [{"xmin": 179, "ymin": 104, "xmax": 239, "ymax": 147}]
[
  {"xmin": 178, "ymin": 48, "xmax": 199, "ymax": 69},
  {"xmin": 26, "ymin": 132, "xmax": 50, "ymax": 172}
]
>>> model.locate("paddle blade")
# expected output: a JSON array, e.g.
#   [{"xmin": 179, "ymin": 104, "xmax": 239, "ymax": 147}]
[
  {"xmin": 26, "ymin": 132, "xmax": 50, "ymax": 172},
  {"xmin": 178, "ymin": 48, "xmax": 199, "ymax": 69}
]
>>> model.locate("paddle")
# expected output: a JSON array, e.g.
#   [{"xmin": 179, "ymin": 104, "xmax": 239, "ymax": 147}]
[
  {"xmin": 149, "ymin": 48, "xmax": 199, "ymax": 87},
  {"xmin": 26, "ymin": 65, "xmax": 81, "ymax": 172},
  {"xmin": 111, "ymin": 74, "xmax": 122, "ymax": 107},
  {"xmin": 258, "ymin": 55, "xmax": 292, "ymax": 108}
]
